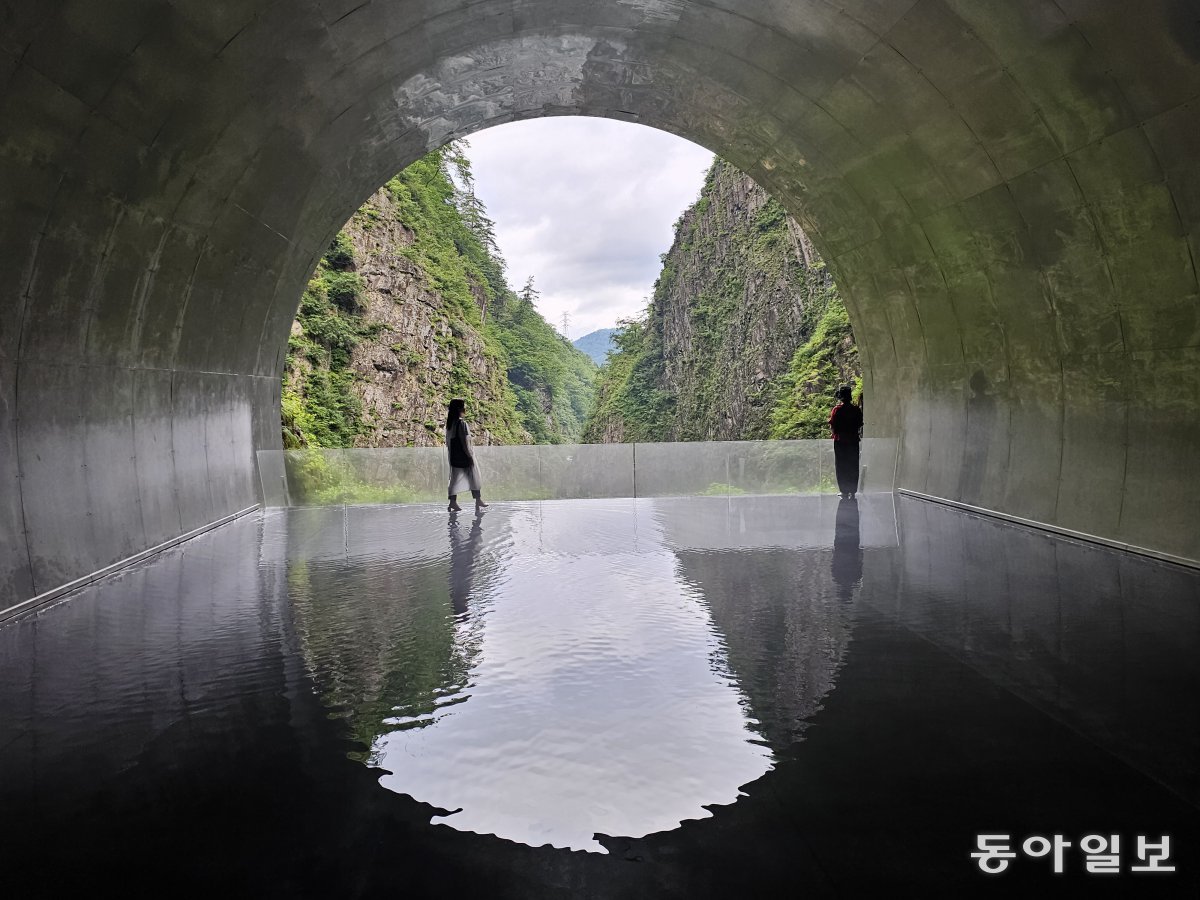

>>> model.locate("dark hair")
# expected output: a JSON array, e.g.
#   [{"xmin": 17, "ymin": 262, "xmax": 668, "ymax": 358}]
[
  {"xmin": 836, "ymin": 385, "xmax": 854, "ymax": 404},
  {"xmin": 446, "ymin": 398, "xmax": 465, "ymax": 429}
]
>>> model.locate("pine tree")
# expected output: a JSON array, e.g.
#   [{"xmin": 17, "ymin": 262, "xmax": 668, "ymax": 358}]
[
  {"xmin": 444, "ymin": 140, "xmax": 500, "ymax": 259},
  {"xmin": 520, "ymin": 275, "xmax": 540, "ymax": 307}
]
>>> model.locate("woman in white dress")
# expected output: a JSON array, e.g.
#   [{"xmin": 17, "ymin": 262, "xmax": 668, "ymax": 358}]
[{"xmin": 445, "ymin": 398, "xmax": 488, "ymax": 512}]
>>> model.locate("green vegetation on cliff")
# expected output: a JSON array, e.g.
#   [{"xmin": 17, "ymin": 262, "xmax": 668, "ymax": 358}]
[
  {"xmin": 492, "ymin": 279, "xmax": 596, "ymax": 443},
  {"xmin": 585, "ymin": 311, "xmax": 674, "ymax": 443},
  {"xmin": 281, "ymin": 242, "xmax": 378, "ymax": 449},
  {"xmin": 283, "ymin": 144, "xmax": 596, "ymax": 449},
  {"xmin": 768, "ymin": 295, "xmax": 862, "ymax": 439},
  {"xmin": 584, "ymin": 158, "xmax": 859, "ymax": 443}
]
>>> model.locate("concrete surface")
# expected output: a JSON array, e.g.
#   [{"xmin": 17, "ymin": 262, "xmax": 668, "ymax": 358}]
[{"xmin": 2, "ymin": 1, "xmax": 1199, "ymax": 605}]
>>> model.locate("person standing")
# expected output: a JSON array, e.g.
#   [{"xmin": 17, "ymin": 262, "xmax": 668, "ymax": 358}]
[
  {"xmin": 446, "ymin": 398, "xmax": 488, "ymax": 513},
  {"xmin": 829, "ymin": 385, "xmax": 864, "ymax": 499}
]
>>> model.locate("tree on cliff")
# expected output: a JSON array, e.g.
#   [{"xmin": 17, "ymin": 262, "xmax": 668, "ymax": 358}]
[{"xmin": 583, "ymin": 157, "xmax": 859, "ymax": 443}]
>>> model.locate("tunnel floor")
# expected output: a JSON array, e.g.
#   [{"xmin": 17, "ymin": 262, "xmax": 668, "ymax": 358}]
[{"xmin": 1, "ymin": 495, "xmax": 1197, "ymax": 897}]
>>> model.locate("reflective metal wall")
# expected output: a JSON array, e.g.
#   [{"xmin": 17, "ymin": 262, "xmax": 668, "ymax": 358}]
[{"xmin": 258, "ymin": 439, "xmax": 898, "ymax": 507}]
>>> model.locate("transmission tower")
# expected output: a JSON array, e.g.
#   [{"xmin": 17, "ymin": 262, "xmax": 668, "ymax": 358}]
[{"xmin": 560, "ymin": 311, "xmax": 571, "ymax": 340}]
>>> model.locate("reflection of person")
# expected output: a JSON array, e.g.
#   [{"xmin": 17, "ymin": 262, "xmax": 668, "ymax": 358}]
[
  {"xmin": 448, "ymin": 510, "xmax": 484, "ymax": 618},
  {"xmin": 959, "ymin": 369, "xmax": 996, "ymax": 505},
  {"xmin": 832, "ymin": 497, "xmax": 863, "ymax": 602},
  {"xmin": 446, "ymin": 398, "xmax": 488, "ymax": 513},
  {"xmin": 828, "ymin": 385, "xmax": 864, "ymax": 499}
]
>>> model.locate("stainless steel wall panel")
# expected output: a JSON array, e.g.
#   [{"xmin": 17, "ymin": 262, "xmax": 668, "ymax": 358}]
[
  {"xmin": 1120, "ymin": 347, "xmax": 1200, "ymax": 561},
  {"xmin": 16, "ymin": 361, "xmax": 94, "ymax": 592},
  {"xmin": 80, "ymin": 364, "xmax": 144, "ymax": 569},
  {"xmin": 1055, "ymin": 356, "xmax": 1129, "ymax": 539},
  {"xmin": 922, "ymin": 377, "xmax": 969, "ymax": 503},
  {"xmin": 896, "ymin": 378, "xmax": 932, "ymax": 496},
  {"xmin": 200, "ymin": 373, "xmax": 257, "ymax": 516},
  {"xmin": 168, "ymin": 371, "xmax": 215, "ymax": 534},
  {"xmin": 0, "ymin": 356, "xmax": 34, "ymax": 602},
  {"xmin": 999, "ymin": 367, "xmax": 1065, "ymax": 527},
  {"xmin": 956, "ymin": 367, "xmax": 1012, "ymax": 511},
  {"xmin": 249, "ymin": 374, "xmax": 281, "ymax": 459},
  {"xmin": 131, "ymin": 368, "xmax": 183, "ymax": 547}
]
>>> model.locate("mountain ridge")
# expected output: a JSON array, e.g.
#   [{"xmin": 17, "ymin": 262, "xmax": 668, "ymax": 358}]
[{"xmin": 572, "ymin": 328, "xmax": 618, "ymax": 365}]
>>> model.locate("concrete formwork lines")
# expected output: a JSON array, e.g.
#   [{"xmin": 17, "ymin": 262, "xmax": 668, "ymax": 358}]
[
  {"xmin": 76, "ymin": 204, "xmax": 129, "ymax": 362},
  {"xmin": 2, "ymin": 0, "xmax": 1200, "ymax": 603},
  {"xmin": 124, "ymin": 224, "xmax": 171, "ymax": 361}
]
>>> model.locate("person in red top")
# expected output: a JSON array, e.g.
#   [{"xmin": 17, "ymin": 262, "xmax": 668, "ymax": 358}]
[{"xmin": 829, "ymin": 385, "xmax": 864, "ymax": 499}]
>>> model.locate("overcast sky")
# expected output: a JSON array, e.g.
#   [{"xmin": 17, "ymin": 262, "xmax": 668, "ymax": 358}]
[{"xmin": 462, "ymin": 118, "xmax": 714, "ymax": 340}]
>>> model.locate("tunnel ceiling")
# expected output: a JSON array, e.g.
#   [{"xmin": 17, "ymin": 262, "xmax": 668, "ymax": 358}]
[{"xmin": 2, "ymin": 0, "xmax": 1200, "ymax": 606}]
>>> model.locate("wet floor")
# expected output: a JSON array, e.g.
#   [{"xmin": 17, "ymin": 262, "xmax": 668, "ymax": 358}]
[{"xmin": 1, "ymin": 495, "xmax": 1197, "ymax": 897}]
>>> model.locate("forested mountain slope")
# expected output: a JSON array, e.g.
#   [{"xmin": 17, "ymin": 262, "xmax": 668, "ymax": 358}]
[
  {"xmin": 282, "ymin": 145, "xmax": 595, "ymax": 449},
  {"xmin": 584, "ymin": 159, "xmax": 860, "ymax": 444},
  {"xmin": 572, "ymin": 328, "xmax": 618, "ymax": 365}
]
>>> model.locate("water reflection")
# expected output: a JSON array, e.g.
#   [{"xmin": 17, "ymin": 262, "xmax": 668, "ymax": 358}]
[
  {"xmin": 285, "ymin": 515, "xmax": 479, "ymax": 760},
  {"xmin": 374, "ymin": 502, "xmax": 773, "ymax": 853},
  {"xmin": 832, "ymin": 498, "xmax": 863, "ymax": 602},
  {"xmin": 4, "ymin": 495, "xmax": 1197, "ymax": 893},
  {"xmin": 658, "ymin": 496, "xmax": 876, "ymax": 747},
  {"xmin": 448, "ymin": 511, "xmax": 484, "ymax": 619},
  {"xmin": 285, "ymin": 498, "xmax": 895, "ymax": 852}
]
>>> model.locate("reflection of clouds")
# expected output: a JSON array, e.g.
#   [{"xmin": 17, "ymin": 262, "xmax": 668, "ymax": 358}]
[
  {"xmin": 377, "ymin": 501, "xmax": 772, "ymax": 853},
  {"xmin": 288, "ymin": 499, "xmax": 888, "ymax": 853}
]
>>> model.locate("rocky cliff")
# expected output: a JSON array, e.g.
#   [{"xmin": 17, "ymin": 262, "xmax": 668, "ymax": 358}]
[
  {"xmin": 585, "ymin": 159, "xmax": 859, "ymax": 443},
  {"xmin": 283, "ymin": 147, "xmax": 595, "ymax": 449}
]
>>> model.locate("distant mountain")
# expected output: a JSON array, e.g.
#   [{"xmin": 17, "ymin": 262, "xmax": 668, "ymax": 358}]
[{"xmin": 573, "ymin": 328, "xmax": 618, "ymax": 365}]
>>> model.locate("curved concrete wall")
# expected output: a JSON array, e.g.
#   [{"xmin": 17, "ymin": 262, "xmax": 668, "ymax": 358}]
[{"xmin": 2, "ymin": 0, "xmax": 1199, "ymax": 605}]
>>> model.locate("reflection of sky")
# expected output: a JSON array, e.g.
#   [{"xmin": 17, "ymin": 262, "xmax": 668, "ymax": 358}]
[{"xmin": 376, "ymin": 502, "xmax": 773, "ymax": 853}]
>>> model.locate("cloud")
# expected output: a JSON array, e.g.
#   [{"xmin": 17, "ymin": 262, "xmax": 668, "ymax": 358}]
[{"xmin": 464, "ymin": 118, "xmax": 714, "ymax": 339}]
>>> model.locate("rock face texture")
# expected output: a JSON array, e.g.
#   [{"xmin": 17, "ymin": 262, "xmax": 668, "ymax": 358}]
[
  {"xmin": 586, "ymin": 160, "xmax": 858, "ymax": 443},
  {"xmin": 286, "ymin": 186, "xmax": 523, "ymax": 449},
  {"xmin": 282, "ymin": 151, "xmax": 594, "ymax": 451}
]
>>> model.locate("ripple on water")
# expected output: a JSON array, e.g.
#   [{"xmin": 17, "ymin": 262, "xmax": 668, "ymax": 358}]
[{"xmin": 289, "ymin": 500, "xmax": 855, "ymax": 853}]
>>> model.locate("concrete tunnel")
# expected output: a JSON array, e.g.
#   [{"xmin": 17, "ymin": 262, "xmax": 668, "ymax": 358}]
[{"xmin": 2, "ymin": 0, "xmax": 1199, "ymax": 612}]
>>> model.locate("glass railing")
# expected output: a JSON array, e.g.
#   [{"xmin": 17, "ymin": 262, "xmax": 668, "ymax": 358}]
[{"xmin": 257, "ymin": 438, "xmax": 898, "ymax": 507}]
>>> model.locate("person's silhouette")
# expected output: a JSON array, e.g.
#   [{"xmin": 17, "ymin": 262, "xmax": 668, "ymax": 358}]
[
  {"xmin": 828, "ymin": 385, "xmax": 864, "ymax": 499},
  {"xmin": 960, "ymin": 369, "xmax": 997, "ymax": 505}
]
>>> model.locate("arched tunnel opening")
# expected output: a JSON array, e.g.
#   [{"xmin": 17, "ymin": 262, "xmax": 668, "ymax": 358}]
[
  {"xmin": 2, "ymin": 1, "xmax": 1199, "ymax": 893},
  {"xmin": 3, "ymin": 1, "xmax": 1199, "ymax": 606}
]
